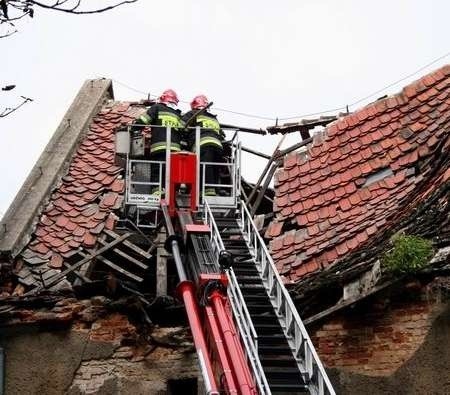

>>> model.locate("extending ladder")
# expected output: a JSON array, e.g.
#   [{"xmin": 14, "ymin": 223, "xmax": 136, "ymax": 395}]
[{"xmin": 205, "ymin": 201, "xmax": 335, "ymax": 395}]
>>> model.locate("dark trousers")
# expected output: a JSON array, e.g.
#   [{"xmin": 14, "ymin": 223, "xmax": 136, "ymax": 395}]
[{"xmin": 200, "ymin": 145, "xmax": 223, "ymax": 186}]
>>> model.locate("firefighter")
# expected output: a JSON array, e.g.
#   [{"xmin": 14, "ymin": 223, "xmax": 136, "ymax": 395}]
[
  {"xmin": 132, "ymin": 89, "xmax": 184, "ymax": 195},
  {"xmin": 183, "ymin": 95, "xmax": 224, "ymax": 196}
]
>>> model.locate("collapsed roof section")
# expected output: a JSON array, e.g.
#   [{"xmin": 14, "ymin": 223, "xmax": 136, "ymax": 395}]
[
  {"xmin": 0, "ymin": 80, "xmax": 151, "ymax": 291},
  {"xmin": 266, "ymin": 65, "xmax": 450, "ymax": 284}
]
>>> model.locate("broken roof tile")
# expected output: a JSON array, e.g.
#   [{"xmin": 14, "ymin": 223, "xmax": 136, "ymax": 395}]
[
  {"xmin": 268, "ymin": 64, "xmax": 450, "ymax": 283},
  {"xmin": 18, "ymin": 102, "xmax": 144, "ymax": 277}
]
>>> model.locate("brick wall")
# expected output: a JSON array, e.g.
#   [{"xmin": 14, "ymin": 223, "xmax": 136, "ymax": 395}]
[
  {"xmin": 1, "ymin": 298, "xmax": 200, "ymax": 395},
  {"xmin": 309, "ymin": 279, "xmax": 448, "ymax": 377}
]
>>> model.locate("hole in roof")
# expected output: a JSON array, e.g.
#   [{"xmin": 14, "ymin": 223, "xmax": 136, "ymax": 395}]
[{"xmin": 362, "ymin": 167, "xmax": 393, "ymax": 188}]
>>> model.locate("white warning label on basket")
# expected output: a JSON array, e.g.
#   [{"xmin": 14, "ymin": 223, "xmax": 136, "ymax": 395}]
[{"xmin": 128, "ymin": 194, "xmax": 160, "ymax": 204}]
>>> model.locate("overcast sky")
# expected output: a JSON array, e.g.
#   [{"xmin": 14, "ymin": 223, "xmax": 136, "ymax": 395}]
[{"xmin": 1, "ymin": 0, "xmax": 449, "ymax": 217}]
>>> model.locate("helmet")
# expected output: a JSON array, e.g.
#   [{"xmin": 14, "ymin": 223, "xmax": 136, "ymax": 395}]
[
  {"xmin": 159, "ymin": 89, "xmax": 179, "ymax": 105},
  {"xmin": 190, "ymin": 94, "xmax": 209, "ymax": 110}
]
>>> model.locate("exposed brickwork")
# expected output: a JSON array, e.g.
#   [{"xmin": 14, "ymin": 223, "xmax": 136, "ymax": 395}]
[
  {"xmin": 310, "ymin": 281, "xmax": 448, "ymax": 376},
  {"xmin": 88, "ymin": 312, "xmax": 137, "ymax": 343},
  {"xmin": 1, "ymin": 296, "xmax": 200, "ymax": 395},
  {"xmin": 69, "ymin": 345, "xmax": 199, "ymax": 394}
]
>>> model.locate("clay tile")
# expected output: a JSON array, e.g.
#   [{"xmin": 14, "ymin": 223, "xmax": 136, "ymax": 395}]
[
  {"xmin": 284, "ymin": 153, "xmax": 297, "ymax": 169},
  {"xmin": 339, "ymin": 198, "xmax": 351, "ymax": 212},
  {"xmin": 267, "ymin": 222, "xmax": 283, "ymax": 238},
  {"xmin": 356, "ymin": 231, "xmax": 369, "ymax": 244},
  {"xmin": 366, "ymin": 225, "xmax": 377, "ymax": 236},
  {"xmin": 340, "ymin": 170, "xmax": 352, "ymax": 183},
  {"xmin": 53, "ymin": 198, "xmax": 72, "ymax": 212},
  {"xmin": 56, "ymin": 243, "xmax": 71, "ymax": 254},
  {"xmin": 360, "ymin": 162, "xmax": 372, "ymax": 175},
  {"xmin": 323, "ymin": 249, "xmax": 337, "ymax": 265},
  {"xmin": 292, "ymin": 202, "xmax": 304, "ymax": 214},
  {"xmin": 335, "ymin": 242, "xmax": 349, "ymax": 256},
  {"xmin": 105, "ymin": 213, "xmax": 118, "ymax": 231},
  {"xmin": 111, "ymin": 179, "xmax": 125, "ymax": 193},
  {"xmin": 277, "ymin": 170, "xmax": 289, "ymax": 183},
  {"xmin": 33, "ymin": 242, "xmax": 50, "ymax": 255},
  {"xmin": 343, "ymin": 182, "xmax": 356, "ymax": 195},
  {"xmin": 112, "ymin": 195, "xmax": 124, "ymax": 210},
  {"xmin": 55, "ymin": 215, "xmax": 70, "ymax": 228},
  {"xmin": 83, "ymin": 232, "xmax": 97, "ymax": 248},
  {"xmin": 306, "ymin": 210, "xmax": 319, "ymax": 223},
  {"xmin": 34, "ymin": 226, "xmax": 48, "ymax": 238},
  {"xmin": 48, "ymin": 253, "xmax": 64, "ymax": 269},
  {"xmin": 275, "ymin": 195, "xmax": 288, "ymax": 208},
  {"xmin": 310, "ymin": 183, "xmax": 321, "ymax": 195},
  {"xmin": 333, "ymin": 186, "xmax": 345, "ymax": 198},
  {"xmin": 49, "ymin": 237, "xmax": 65, "ymax": 248},
  {"xmin": 348, "ymin": 193, "xmax": 361, "ymax": 206},
  {"xmin": 90, "ymin": 222, "xmax": 105, "ymax": 235},
  {"xmin": 281, "ymin": 206, "xmax": 293, "ymax": 217},
  {"xmin": 66, "ymin": 208, "xmax": 81, "ymax": 218},
  {"xmin": 344, "ymin": 237, "xmax": 357, "ymax": 251},
  {"xmin": 288, "ymin": 166, "xmax": 300, "ymax": 179}
]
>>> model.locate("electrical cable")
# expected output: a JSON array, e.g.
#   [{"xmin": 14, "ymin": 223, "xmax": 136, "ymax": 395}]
[{"xmin": 108, "ymin": 51, "xmax": 449, "ymax": 123}]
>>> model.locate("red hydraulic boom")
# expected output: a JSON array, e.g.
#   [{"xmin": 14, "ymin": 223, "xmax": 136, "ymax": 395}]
[{"xmin": 160, "ymin": 152, "xmax": 257, "ymax": 395}]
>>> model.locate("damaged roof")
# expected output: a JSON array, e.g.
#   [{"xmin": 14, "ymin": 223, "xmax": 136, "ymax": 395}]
[
  {"xmin": 14, "ymin": 101, "xmax": 146, "ymax": 288},
  {"xmin": 266, "ymin": 65, "xmax": 450, "ymax": 284}
]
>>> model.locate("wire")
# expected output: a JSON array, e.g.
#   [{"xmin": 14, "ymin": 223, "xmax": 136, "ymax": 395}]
[
  {"xmin": 108, "ymin": 51, "xmax": 449, "ymax": 123},
  {"xmin": 277, "ymin": 106, "xmax": 347, "ymax": 121},
  {"xmin": 348, "ymin": 51, "xmax": 450, "ymax": 107}
]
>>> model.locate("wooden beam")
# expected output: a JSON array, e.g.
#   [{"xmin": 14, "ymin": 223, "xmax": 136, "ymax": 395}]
[
  {"xmin": 25, "ymin": 233, "xmax": 131, "ymax": 294},
  {"xmin": 247, "ymin": 134, "xmax": 286, "ymax": 206},
  {"xmin": 303, "ymin": 278, "xmax": 400, "ymax": 326},
  {"xmin": 63, "ymin": 262, "xmax": 91, "ymax": 283},
  {"xmin": 97, "ymin": 238, "xmax": 149, "ymax": 270},
  {"xmin": 156, "ymin": 247, "xmax": 168, "ymax": 296},
  {"xmin": 103, "ymin": 229, "xmax": 152, "ymax": 259},
  {"xmin": 250, "ymin": 161, "xmax": 280, "ymax": 216},
  {"xmin": 277, "ymin": 137, "xmax": 312, "ymax": 158},
  {"xmin": 238, "ymin": 145, "xmax": 271, "ymax": 160},
  {"xmin": 92, "ymin": 254, "xmax": 143, "ymax": 283},
  {"xmin": 220, "ymin": 123, "xmax": 267, "ymax": 135}
]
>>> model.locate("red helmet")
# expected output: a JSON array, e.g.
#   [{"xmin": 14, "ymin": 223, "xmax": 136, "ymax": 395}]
[
  {"xmin": 190, "ymin": 94, "xmax": 209, "ymax": 110},
  {"xmin": 159, "ymin": 89, "xmax": 179, "ymax": 105}
]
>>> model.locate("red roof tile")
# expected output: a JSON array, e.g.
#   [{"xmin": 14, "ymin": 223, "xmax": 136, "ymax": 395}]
[
  {"xmin": 267, "ymin": 65, "xmax": 450, "ymax": 283},
  {"xmin": 19, "ymin": 101, "xmax": 146, "ymax": 274}
]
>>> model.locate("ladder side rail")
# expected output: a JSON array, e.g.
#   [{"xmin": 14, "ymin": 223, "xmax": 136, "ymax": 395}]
[
  {"xmin": 196, "ymin": 126, "xmax": 201, "ymax": 208},
  {"xmin": 238, "ymin": 201, "xmax": 336, "ymax": 395},
  {"xmin": 203, "ymin": 201, "xmax": 270, "ymax": 395},
  {"xmin": 227, "ymin": 269, "xmax": 270, "ymax": 395}
]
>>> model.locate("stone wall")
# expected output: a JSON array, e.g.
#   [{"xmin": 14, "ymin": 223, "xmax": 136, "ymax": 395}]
[
  {"xmin": 0, "ymin": 298, "xmax": 200, "ymax": 395},
  {"xmin": 309, "ymin": 277, "xmax": 450, "ymax": 394}
]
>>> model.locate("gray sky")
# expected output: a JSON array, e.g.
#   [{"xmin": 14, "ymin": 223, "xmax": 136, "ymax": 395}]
[{"xmin": 1, "ymin": 0, "xmax": 449, "ymax": 217}]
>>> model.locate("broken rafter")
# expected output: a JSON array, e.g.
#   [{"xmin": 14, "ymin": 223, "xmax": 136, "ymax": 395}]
[
  {"xmin": 303, "ymin": 277, "xmax": 401, "ymax": 326},
  {"xmin": 25, "ymin": 233, "xmax": 131, "ymax": 295},
  {"xmin": 220, "ymin": 123, "xmax": 267, "ymax": 135},
  {"xmin": 247, "ymin": 135, "xmax": 286, "ymax": 207},
  {"xmin": 103, "ymin": 229, "xmax": 152, "ymax": 259},
  {"xmin": 97, "ymin": 238, "xmax": 149, "ymax": 270},
  {"xmin": 238, "ymin": 145, "xmax": 271, "ymax": 160},
  {"xmin": 267, "ymin": 115, "xmax": 339, "ymax": 135},
  {"xmin": 78, "ymin": 251, "xmax": 143, "ymax": 283}
]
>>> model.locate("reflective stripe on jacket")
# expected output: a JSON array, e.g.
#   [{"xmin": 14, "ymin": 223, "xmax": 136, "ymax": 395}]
[
  {"xmin": 183, "ymin": 110, "xmax": 223, "ymax": 150},
  {"xmin": 133, "ymin": 103, "xmax": 184, "ymax": 153}
]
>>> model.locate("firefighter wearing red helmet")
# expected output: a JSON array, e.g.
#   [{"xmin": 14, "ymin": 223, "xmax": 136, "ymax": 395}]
[
  {"xmin": 132, "ymin": 89, "xmax": 184, "ymax": 194},
  {"xmin": 183, "ymin": 95, "xmax": 224, "ymax": 196}
]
